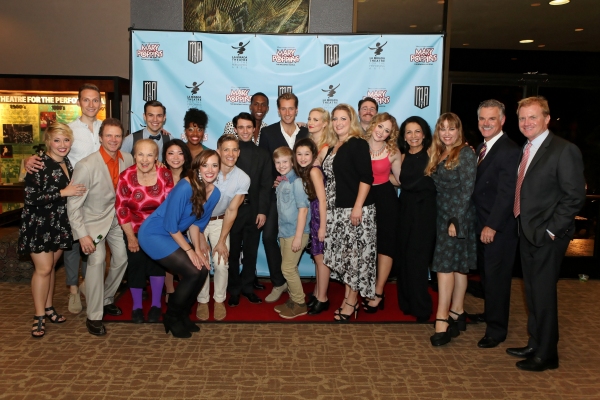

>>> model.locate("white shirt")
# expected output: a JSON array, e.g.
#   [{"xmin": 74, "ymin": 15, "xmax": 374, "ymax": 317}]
[
  {"xmin": 480, "ymin": 131, "xmax": 504, "ymax": 161},
  {"xmin": 280, "ymin": 122, "xmax": 300, "ymax": 149},
  {"xmin": 211, "ymin": 165, "xmax": 250, "ymax": 217},
  {"xmin": 67, "ymin": 118, "xmax": 102, "ymax": 166},
  {"xmin": 121, "ymin": 128, "xmax": 173, "ymax": 162},
  {"xmin": 523, "ymin": 129, "xmax": 550, "ymax": 176}
]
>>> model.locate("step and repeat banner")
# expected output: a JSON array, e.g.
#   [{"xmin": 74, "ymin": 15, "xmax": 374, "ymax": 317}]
[{"xmin": 131, "ymin": 30, "xmax": 444, "ymax": 276}]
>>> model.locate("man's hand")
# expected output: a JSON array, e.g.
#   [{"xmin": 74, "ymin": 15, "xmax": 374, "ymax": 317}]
[
  {"xmin": 256, "ymin": 214, "xmax": 266, "ymax": 229},
  {"xmin": 213, "ymin": 242, "xmax": 229, "ymax": 265},
  {"xmin": 480, "ymin": 226, "xmax": 496, "ymax": 244},
  {"xmin": 292, "ymin": 236, "xmax": 302, "ymax": 252},
  {"xmin": 25, "ymin": 155, "xmax": 44, "ymax": 174},
  {"xmin": 79, "ymin": 236, "xmax": 96, "ymax": 255}
]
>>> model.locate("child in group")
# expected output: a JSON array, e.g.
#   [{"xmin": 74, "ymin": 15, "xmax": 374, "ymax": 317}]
[
  {"xmin": 272, "ymin": 146, "xmax": 311, "ymax": 319},
  {"xmin": 293, "ymin": 138, "xmax": 329, "ymax": 315}
]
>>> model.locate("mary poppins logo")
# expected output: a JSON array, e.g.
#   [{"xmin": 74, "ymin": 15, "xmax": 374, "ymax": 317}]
[
  {"xmin": 137, "ymin": 43, "xmax": 163, "ymax": 60},
  {"xmin": 272, "ymin": 48, "xmax": 300, "ymax": 66}
]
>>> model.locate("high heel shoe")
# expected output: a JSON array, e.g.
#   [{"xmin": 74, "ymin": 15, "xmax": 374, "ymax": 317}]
[
  {"xmin": 181, "ymin": 313, "xmax": 200, "ymax": 332},
  {"xmin": 363, "ymin": 293, "xmax": 385, "ymax": 314},
  {"xmin": 306, "ymin": 293, "xmax": 318, "ymax": 309},
  {"xmin": 449, "ymin": 310, "xmax": 467, "ymax": 331},
  {"xmin": 334, "ymin": 301, "xmax": 358, "ymax": 322},
  {"xmin": 308, "ymin": 300, "xmax": 330, "ymax": 315},
  {"xmin": 31, "ymin": 315, "xmax": 45, "ymax": 338},
  {"xmin": 163, "ymin": 314, "xmax": 192, "ymax": 338},
  {"xmin": 430, "ymin": 318, "xmax": 459, "ymax": 346},
  {"xmin": 334, "ymin": 297, "xmax": 348, "ymax": 316},
  {"xmin": 45, "ymin": 306, "xmax": 66, "ymax": 323}
]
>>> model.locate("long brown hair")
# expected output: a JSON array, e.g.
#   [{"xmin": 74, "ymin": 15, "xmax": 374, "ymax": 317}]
[
  {"xmin": 425, "ymin": 112, "xmax": 467, "ymax": 176},
  {"xmin": 293, "ymin": 138, "xmax": 318, "ymax": 201},
  {"xmin": 364, "ymin": 112, "xmax": 400, "ymax": 156},
  {"xmin": 187, "ymin": 150, "xmax": 220, "ymax": 218}
]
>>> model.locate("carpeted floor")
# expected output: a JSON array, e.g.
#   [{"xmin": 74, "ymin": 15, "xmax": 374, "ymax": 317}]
[{"xmin": 2, "ymin": 262, "xmax": 600, "ymax": 399}]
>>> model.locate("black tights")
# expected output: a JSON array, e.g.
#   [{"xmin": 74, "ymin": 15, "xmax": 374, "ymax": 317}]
[{"xmin": 157, "ymin": 248, "xmax": 208, "ymax": 318}]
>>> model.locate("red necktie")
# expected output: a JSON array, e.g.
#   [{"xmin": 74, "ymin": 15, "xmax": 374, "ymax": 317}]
[
  {"xmin": 513, "ymin": 142, "xmax": 532, "ymax": 217},
  {"xmin": 477, "ymin": 143, "xmax": 487, "ymax": 166}
]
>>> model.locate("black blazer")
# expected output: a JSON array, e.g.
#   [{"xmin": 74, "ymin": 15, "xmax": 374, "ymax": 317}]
[
  {"xmin": 236, "ymin": 140, "xmax": 272, "ymax": 217},
  {"xmin": 258, "ymin": 121, "xmax": 309, "ymax": 182},
  {"xmin": 472, "ymin": 134, "xmax": 520, "ymax": 233},
  {"xmin": 519, "ymin": 131, "xmax": 586, "ymax": 246}
]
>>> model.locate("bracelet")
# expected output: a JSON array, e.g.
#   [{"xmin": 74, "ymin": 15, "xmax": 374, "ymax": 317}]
[{"xmin": 185, "ymin": 248, "xmax": 193, "ymax": 252}]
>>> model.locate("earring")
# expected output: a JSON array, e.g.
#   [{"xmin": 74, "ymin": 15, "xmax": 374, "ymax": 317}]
[{"xmin": 197, "ymin": 171, "xmax": 203, "ymax": 182}]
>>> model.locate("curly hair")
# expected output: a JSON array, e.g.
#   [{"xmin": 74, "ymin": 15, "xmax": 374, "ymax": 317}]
[
  {"xmin": 163, "ymin": 139, "xmax": 192, "ymax": 181},
  {"xmin": 293, "ymin": 138, "xmax": 318, "ymax": 201},
  {"xmin": 364, "ymin": 112, "xmax": 399, "ymax": 156},
  {"xmin": 398, "ymin": 116, "xmax": 433, "ymax": 154},
  {"xmin": 187, "ymin": 150, "xmax": 220, "ymax": 218},
  {"xmin": 184, "ymin": 108, "xmax": 208, "ymax": 129},
  {"xmin": 425, "ymin": 113, "xmax": 468, "ymax": 176}
]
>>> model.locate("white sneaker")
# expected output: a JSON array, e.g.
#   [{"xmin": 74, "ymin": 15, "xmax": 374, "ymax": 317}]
[
  {"xmin": 68, "ymin": 291, "xmax": 82, "ymax": 314},
  {"xmin": 265, "ymin": 283, "xmax": 288, "ymax": 303}
]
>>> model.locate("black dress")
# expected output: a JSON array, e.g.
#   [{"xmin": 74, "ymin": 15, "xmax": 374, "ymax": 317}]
[
  {"xmin": 18, "ymin": 154, "xmax": 73, "ymax": 254},
  {"xmin": 396, "ymin": 147, "xmax": 436, "ymax": 320}
]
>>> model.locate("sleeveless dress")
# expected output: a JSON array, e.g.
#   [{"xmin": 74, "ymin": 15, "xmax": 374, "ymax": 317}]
[
  {"xmin": 309, "ymin": 166, "xmax": 326, "ymax": 256},
  {"xmin": 18, "ymin": 154, "xmax": 74, "ymax": 254}
]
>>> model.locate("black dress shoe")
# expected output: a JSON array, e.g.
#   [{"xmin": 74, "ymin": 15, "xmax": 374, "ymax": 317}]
[
  {"xmin": 228, "ymin": 295, "xmax": 240, "ymax": 307},
  {"xmin": 506, "ymin": 346, "xmax": 536, "ymax": 358},
  {"xmin": 131, "ymin": 308, "xmax": 145, "ymax": 324},
  {"xmin": 147, "ymin": 306, "xmax": 162, "ymax": 323},
  {"xmin": 308, "ymin": 300, "xmax": 329, "ymax": 315},
  {"xmin": 477, "ymin": 336, "xmax": 502, "ymax": 348},
  {"xmin": 242, "ymin": 292, "xmax": 262, "ymax": 304},
  {"xmin": 86, "ymin": 319, "xmax": 106, "ymax": 336},
  {"xmin": 468, "ymin": 313, "xmax": 486, "ymax": 323},
  {"xmin": 254, "ymin": 278, "xmax": 265, "ymax": 290},
  {"xmin": 516, "ymin": 356, "xmax": 559, "ymax": 372},
  {"xmin": 103, "ymin": 303, "xmax": 122, "ymax": 316}
]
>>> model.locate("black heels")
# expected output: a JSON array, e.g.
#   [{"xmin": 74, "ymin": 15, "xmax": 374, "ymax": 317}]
[
  {"xmin": 306, "ymin": 293, "xmax": 318, "ymax": 309},
  {"xmin": 363, "ymin": 293, "xmax": 385, "ymax": 314},
  {"xmin": 334, "ymin": 301, "xmax": 358, "ymax": 322},
  {"xmin": 31, "ymin": 315, "xmax": 45, "ymax": 338},
  {"xmin": 181, "ymin": 313, "xmax": 200, "ymax": 332},
  {"xmin": 449, "ymin": 310, "xmax": 467, "ymax": 331},
  {"xmin": 45, "ymin": 306, "xmax": 66, "ymax": 323},
  {"xmin": 163, "ymin": 314, "xmax": 192, "ymax": 338},
  {"xmin": 430, "ymin": 318, "xmax": 460, "ymax": 346},
  {"xmin": 308, "ymin": 300, "xmax": 330, "ymax": 315}
]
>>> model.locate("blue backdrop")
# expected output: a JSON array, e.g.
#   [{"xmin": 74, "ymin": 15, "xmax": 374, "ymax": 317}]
[{"xmin": 131, "ymin": 30, "xmax": 444, "ymax": 276}]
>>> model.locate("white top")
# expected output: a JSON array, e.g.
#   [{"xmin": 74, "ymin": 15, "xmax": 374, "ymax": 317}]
[
  {"xmin": 67, "ymin": 118, "xmax": 102, "ymax": 166},
  {"xmin": 480, "ymin": 131, "xmax": 504, "ymax": 161},
  {"xmin": 280, "ymin": 122, "xmax": 300, "ymax": 149},
  {"xmin": 211, "ymin": 165, "xmax": 250, "ymax": 217}
]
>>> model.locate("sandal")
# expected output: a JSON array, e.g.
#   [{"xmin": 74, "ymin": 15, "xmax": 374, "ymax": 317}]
[
  {"xmin": 45, "ymin": 306, "xmax": 66, "ymax": 324},
  {"xmin": 334, "ymin": 301, "xmax": 358, "ymax": 323},
  {"xmin": 31, "ymin": 315, "xmax": 46, "ymax": 338}
]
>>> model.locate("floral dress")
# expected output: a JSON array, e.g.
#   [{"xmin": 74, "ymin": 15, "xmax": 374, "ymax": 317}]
[{"xmin": 18, "ymin": 154, "xmax": 73, "ymax": 254}]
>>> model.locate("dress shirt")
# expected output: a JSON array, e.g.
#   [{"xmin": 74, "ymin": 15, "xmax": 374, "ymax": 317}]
[
  {"xmin": 523, "ymin": 130, "xmax": 550, "ymax": 175},
  {"xmin": 480, "ymin": 131, "xmax": 504, "ymax": 162},
  {"xmin": 121, "ymin": 128, "xmax": 173, "ymax": 162},
  {"xmin": 280, "ymin": 122, "xmax": 300, "ymax": 149},
  {"xmin": 99, "ymin": 146, "xmax": 124, "ymax": 190},
  {"xmin": 67, "ymin": 118, "xmax": 102, "ymax": 166}
]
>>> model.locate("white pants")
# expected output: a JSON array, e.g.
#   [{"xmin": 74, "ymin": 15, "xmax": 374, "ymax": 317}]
[{"xmin": 197, "ymin": 219, "xmax": 229, "ymax": 304}]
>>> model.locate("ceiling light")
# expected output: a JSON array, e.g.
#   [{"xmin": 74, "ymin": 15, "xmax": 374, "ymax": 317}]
[
  {"xmin": 538, "ymin": 44, "xmax": 546, "ymax": 47},
  {"xmin": 511, "ymin": 58, "xmax": 518, "ymax": 61},
  {"xmin": 575, "ymin": 28, "xmax": 584, "ymax": 31},
  {"xmin": 437, "ymin": 0, "xmax": 445, "ymax": 4},
  {"xmin": 519, "ymin": 39, "xmax": 534, "ymax": 43},
  {"xmin": 358, "ymin": 0, "xmax": 367, "ymax": 3},
  {"xmin": 463, "ymin": 43, "xmax": 469, "ymax": 46},
  {"xmin": 549, "ymin": 0, "xmax": 570, "ymax": 5},
  {"xmin": 409, "ymin": 25, "xmax": 417, "ymax": 28},
  {"xmin": 531, "ymin": 3, "xmax": 541, "ymax": 6}
]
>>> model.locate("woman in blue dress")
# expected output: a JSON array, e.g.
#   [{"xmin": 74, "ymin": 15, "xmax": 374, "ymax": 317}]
[{"xmin": 139, "ymin": 150, "xmax": 221, "ymax": 338}]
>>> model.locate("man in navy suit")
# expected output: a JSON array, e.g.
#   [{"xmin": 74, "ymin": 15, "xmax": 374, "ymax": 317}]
[
  {"xmin": 471, "ymin": 100, "xmax": 520, "ymax": 349},
  {"xmin": 258, "ymin": 92, "xmax": 309, "ymax": 302},
  {"xmin": 507, "ymin": 96, "xmax": 586, "ymax": 371}
]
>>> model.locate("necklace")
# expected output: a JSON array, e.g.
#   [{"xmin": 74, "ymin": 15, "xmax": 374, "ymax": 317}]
[{"xmin": 369, "ymin": 142, "xmax": 386, "ymax": 158}]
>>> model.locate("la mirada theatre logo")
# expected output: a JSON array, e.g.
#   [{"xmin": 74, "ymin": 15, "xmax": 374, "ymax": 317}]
[
  {"xmin": 137, "ymin": 43, "xmax": 163, "ymax": 61},
  {"xmin": 321, "ymin": 84, "xmax": 340, "ymax": 106},
  {"xmin": 368, "ymin": 41, "xmax": 386, "ymax": 69},
  {"xmin": 231, "ymin": 40, "xmax": 250, "ymax": 68},
  {"xmin": 226, "ymin": 88, "xmax": 252, "ymax": 105},
  {"xmin": 272, "ymin": 47, "xmax": 300, "ymax": 66},
  {"xmin": 185, "ymin": 80, "xmax": 203, "ymax": 107},
  {"xmin": 410, "ymin": 47, "xmax": 438, "ymax": 65}
]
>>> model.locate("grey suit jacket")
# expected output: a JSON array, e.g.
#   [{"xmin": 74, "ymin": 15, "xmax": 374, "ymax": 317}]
[
  {"xmin": 67, "ymin": 150, "xmax": 134, "ymax": 241},
  {"xmin": 519, "ymin": 131, "xmax": 586, "ymax": 247}
]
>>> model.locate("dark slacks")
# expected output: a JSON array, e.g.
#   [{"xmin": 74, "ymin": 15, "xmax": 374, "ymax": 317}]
[
  {"xmin": 262, "ymin": 199, "xmax": 285, "ymax": 286},
  {"xmin": 520, "ymin": 229, "xmax": 570, "ymax": 361},
  {"xmin": 228, "ymin": 204, "xmax": 261, "ymax": 296}
]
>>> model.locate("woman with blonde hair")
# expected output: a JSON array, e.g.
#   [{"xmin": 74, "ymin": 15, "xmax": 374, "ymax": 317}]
[
  {"xmin": 322, "ymin": 104, "xmax": 375, "ymax": 322},
  {"xmin": 425, "ymin": 112, "xmax": 477, "ymax": 346},
  {"xmin": 19, "ymin": 123, "xmax": 87, "ymax": 337},
  {"xmin": 307, "ymin": 107, "xmax": 337, "ymax": 165}
]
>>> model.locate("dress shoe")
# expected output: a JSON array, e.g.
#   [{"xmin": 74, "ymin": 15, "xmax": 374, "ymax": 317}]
[
  {"xmin": 86, "ymin": 319, "xmax": 106, "ymax": 336},
  {"xmin": 477, "ymin": 336, "xmax": 502, "ymax": 348},
  {"xmin": 449, "ymin": 310, "xmax": 467, "ymax": 331},
  {"xmin": 516, "ymin": 356, "xmax": 559, "ymax": 372},
  {"xmin": 306, "ymin": 293, "xmax": 317, "ymax": 308},
  {"xmin": 254, "ymin": 278, "xmax": 265, "ymax": 290},
  {"xmin": 430, "ymin": 318, "xmax": 459, "ymax": 346},
  {"xmin": 242, "ymin": 292, "xmax": 262, "ymax": 304},
  {"xmin": 147, "ymin": 306, "xmax": 162, "ymax": 323},
  {"xmin": 228, "ymin": 295, "xmax": 240, "ymax": 307},
  {"xmin": 131, "ymin": 308, "xmax": 145, "ymax": 324},
  {"xmin": 469, "ymin": 313, "xmax": 486, "ymax": 323},
  {"xmin": 308, "ymin": 300, "xmax": 329, "ymax": 315},
  {"xmin": 163, "ymin": 314, "xmax": 191, "ymax": 338},
  {"xmin": 103, "ymin": 303, "xmax": 122, "ymax": 316},
  {"xmin": 506, "ymin": 346, "xmax": 536, "ymax": 358}
]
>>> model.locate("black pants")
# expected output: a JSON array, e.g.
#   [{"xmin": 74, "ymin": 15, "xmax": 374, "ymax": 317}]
[
  {"xmin": 124, "ymin": 233, "xmax": 165, "ymax": 289},
  {"xmin": 228, "ymin": 205, "xmax": 261, "ymax": 295},
  {"xmin": 262, "ymin": 199, "xmax": 285, "ymax": 286}
]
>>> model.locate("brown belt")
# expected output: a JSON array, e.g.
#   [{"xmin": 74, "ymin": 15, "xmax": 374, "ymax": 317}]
[{"xmin": 210, "ymin": 214, "xmax": 225, "ymax": 221}]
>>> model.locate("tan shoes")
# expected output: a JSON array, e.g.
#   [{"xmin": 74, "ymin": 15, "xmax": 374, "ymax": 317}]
[
  {"xmin": 196, "ymin": 303, "xmax": 209, "ymax": 321},
  {"xmin": 214, "ymin": 302, "xmax": 226, "ymax": 321},
  {"xmin": 265, "ymin": 283, "xmax": 288, "ymax": 303},
  {"xmin": 279, "ymin": 301, "xmax": 307, "ymax": 319},
  {"xmin": 68, "ymin": 290, "xmax": 82, "ymax": 314}
]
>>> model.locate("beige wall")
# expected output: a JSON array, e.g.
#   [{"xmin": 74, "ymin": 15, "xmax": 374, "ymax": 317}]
[{"xmin": 0, "ymin": 0, "xmax": 130, "ymax": 78}]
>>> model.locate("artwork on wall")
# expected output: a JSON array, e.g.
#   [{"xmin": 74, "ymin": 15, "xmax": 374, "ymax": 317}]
[{"xmin": 184, "ymin": 0, "xmax": 310, "ymax": 33}]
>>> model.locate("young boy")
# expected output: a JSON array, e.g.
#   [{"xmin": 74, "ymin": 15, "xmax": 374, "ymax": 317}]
[{"xmin": 272, "ymin": 146, "xmax": 311, "ymax": 319}]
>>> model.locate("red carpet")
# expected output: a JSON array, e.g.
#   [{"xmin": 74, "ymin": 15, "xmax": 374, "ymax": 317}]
[{"xmin": 104, "ymin": 280, "xmax": 440, "ymax": 323}]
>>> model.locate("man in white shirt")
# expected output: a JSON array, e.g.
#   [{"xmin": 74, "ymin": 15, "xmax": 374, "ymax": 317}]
[{"xmin": 121, "ymin": 100, "xmax": 173, "ymax": 162}]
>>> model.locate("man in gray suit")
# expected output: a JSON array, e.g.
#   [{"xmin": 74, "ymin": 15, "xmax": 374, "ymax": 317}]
[
  {"xmin": 507, "ymin": 97, "xmax": 586, "ymax": 371},
  {"xmin": 68, "ymin": 118, "xmax": 134, "ymax": 336}
]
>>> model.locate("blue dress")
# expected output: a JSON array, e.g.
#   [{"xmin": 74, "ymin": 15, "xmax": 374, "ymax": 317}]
[{"xmin": 138, "ymin": 179, "xmax": 221, "ymax": 260}]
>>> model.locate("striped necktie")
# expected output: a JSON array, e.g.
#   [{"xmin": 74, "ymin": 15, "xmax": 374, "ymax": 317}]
[
  {"xmin": 477, "ymin": 143, "xmax": 487, "ymax": 166},
  {"xmin": 513, "ymin": 142, "xmax": 532, "ymax": 217}
]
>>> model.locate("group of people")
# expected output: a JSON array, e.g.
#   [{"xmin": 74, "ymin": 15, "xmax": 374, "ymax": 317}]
[{"xmin": 18, "ymin": 84, "xmax": 586, "ymax": 371}]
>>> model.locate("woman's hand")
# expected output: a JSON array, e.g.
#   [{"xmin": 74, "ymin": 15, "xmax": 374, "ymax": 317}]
[
  {"xmin": 127, "ymin": 235, "xmax": 140, "ymax": 252},
  {"xmin": 186, "ymin": 248, "xmax": 204, "ymax": 270},
  {"xmin": 448, "ymin": 223, "xmax": 457, "ymax": 237},
  {"xmin": 350, "ymin": 206, "xmax": 363, "ymax": 226},
  {"xmin": 61, "ymin": 182, "xmax": 87, "ymax": 197},
  {"xmin": 318, "ymin": 226, "xmax": 326, "ymax": 242},
  {"xmin": 195, "ymin": 249, "xmax": 211, "ymax": 270}
]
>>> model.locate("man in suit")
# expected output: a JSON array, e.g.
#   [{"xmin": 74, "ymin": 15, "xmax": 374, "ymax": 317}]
[
  {"xmin": 67, "ymin": 118, "xmax": 134, "ymax": 336},
  {"xmin": 258, "ymin": 92, "xmax": 309, "ymax": 302},
  {"xmin": 507, "ymin": 96, "xmax": 586, "ymax": 371},
  {"xmin": 471, "ymin": 99, "xmax": 520, "ymax": 349},
  {"xmin": 121, "ymin": 100, "xmax": 173, "ymax": 162},
  {"xmin": 227, "ymin": 112, "xmax": 272, "ymax": 306}
]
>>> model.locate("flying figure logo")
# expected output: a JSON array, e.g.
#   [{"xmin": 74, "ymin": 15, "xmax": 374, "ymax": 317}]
[
  {"xmin": 369, "ymin": 41, "xmax": 387, "ymax": 56},
  {"xmin": 322, "ymin": 84, "xmax": 340, "ymax": 98},
  {"xmin": 232, "ymin": 41, "xmax": 250, "ymax": 55},
  {"xmin": 185, "ymin": 81, "xmax": 204, "ymax": 95}
]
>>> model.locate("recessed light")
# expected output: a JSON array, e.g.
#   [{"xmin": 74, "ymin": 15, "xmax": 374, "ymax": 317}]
[
  {"xmin": 358, "ymin": 0, "xmax": 367, "ymax": 3},
  {"xmin": 531, "ymin": 3, "xmax": 541, "ymax": 6},
  {"xmin": 575, "ymin": 28, "xmax": 584, "ymax": 31},
  {"xmin": 437, "ymin": 0, "xmax": 445, "ymax": 4},
  {"xmin": 511, "ymin": 58, "xmax": 518, "ymax": 61},
  {"xmin": 463, "ymin": 43, "xmax": 469, "ymax": 46},
  {"xmin": 549, "ymin": 0, "xmax": 570, "ymax": 5},
  {"xmin": 409, "ymin": 25, "xmax": 417, "ymax": 28},
  {"xmin": 519, "ymin": 39, "xmax": 534, "ymax": 43},
  {"xmin": 538, "ymin": 44, "xmax": 546, "ymax": 47}
]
